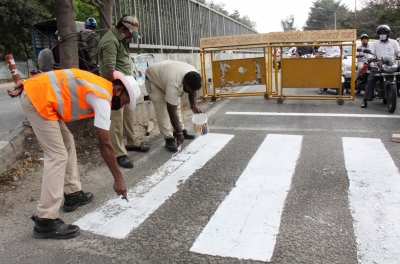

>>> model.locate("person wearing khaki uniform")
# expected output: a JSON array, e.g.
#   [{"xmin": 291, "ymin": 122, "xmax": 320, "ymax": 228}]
[
  {"xmin": 7, "ymin": 69, "xmax": 138, "ymax": 239},
  {"xmin": 145, "ymin": 60, "xmax": 202, "ymax": 152},
  {"xmin": 98, "ymin": 15, "xmax": 149, "ymax": 168}
]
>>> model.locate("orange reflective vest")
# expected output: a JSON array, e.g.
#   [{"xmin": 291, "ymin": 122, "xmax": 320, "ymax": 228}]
[{"xmin": 24, "ymin": 68, "xmax": 113, "ymax": 122}]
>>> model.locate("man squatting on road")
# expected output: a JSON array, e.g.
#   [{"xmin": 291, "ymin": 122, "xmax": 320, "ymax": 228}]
[
  {"xmin": 7, "ymin": 69, "xmax": 139, "ymax": 239},
  {"xmin": 145, "ymin": 60, "xmax": 203, "ymax": 152}
]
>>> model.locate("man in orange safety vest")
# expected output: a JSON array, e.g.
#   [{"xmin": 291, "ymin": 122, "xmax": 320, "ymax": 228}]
[{"xmin": 8, "ymin": 68, "xmax": 140, "ymax": 239}]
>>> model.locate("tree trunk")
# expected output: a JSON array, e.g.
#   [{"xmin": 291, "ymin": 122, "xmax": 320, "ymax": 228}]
[
  {"xmin": 98, "ymin": 0, "xmax": 115, "ymax": 38},
  {"xmin": 55, "ymin": 0, "xmax": 78, "ymax": 69}
]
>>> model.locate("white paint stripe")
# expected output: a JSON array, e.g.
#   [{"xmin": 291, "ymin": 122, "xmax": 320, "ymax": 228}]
[
  {"xmin": 342, "ymin": 137, "xmax": 400, "ymax": 263},
  {"xmin": 74, "ymin": 133, "xmax": 234, "ymax": 239},
  {"xmin": 190, "ymin": 134, "xmax": 303, "ymax": 261},
  {"xmin": 211, "ymin": 126, "xmax": 372, "ymax": 133},
  {"xmin": 226, "ymin": 112, "xmax": 400, "ymax": 118}
]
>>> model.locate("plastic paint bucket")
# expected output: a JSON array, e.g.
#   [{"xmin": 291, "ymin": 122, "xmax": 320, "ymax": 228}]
[{"xmin": 192, "ymin": 113, "xmax": 209, "ymax": 135}]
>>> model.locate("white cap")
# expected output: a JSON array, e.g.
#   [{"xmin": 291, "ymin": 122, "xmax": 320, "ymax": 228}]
[{"xmin": 113, "ymin": 71, "xmax": 141, "ymax": 111}]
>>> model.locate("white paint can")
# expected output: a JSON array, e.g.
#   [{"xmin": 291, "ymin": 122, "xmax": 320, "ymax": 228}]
[{"xmin": 192, "ymin": 113, "xmax": 209, "ymax": 135}]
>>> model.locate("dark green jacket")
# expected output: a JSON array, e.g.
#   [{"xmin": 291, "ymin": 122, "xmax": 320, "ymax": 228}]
[{"xmin": 98, "ymin": 27, "xmax": 131, "ymax": 78}]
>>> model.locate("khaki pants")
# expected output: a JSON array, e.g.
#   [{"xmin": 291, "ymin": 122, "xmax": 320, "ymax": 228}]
[
  {"xmin": 110, "ymin": 105, "xmax": 141, "ymax": 158},
  {"xmin": 20, "ymin": 92, "xmax": 81, "ymax": 219},
  {"xmin": 145, "ymin": 79, "xmax": 184, "ymax": 139}
]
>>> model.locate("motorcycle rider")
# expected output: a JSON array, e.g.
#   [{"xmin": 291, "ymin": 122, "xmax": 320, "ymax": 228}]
[
  {"xmin": 294, "ymin": 43, "xmax": 315, "ymax": 58},
  {"xmin": 317, "ymin": 42, "xmax": 340, "ymax": 57},
  {"xmin": 355, "ymin": 34, "xmax": 371, "ymax": 80},
  {"xmin": 361, "ymin": 25, "xmax": 400, "ymax": 108}
]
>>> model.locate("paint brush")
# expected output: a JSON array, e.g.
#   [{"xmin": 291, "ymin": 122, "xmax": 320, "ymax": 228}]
[{"xmin": 171, "ymin": 144, "xmax": 187, "ymax": 161}]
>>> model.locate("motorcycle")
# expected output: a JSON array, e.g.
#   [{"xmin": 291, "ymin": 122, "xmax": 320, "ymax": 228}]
[{"xmin": 363, "ymin": 49, "xmax": 399, "ymax": 113}]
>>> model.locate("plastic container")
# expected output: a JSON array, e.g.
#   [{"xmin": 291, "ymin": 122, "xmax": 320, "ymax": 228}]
[{"xmin": 192, "ymin": 113, "xmax": 209, "ymax": 135}]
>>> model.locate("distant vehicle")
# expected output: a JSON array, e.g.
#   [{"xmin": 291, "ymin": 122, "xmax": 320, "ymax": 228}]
[
  {"xmin": 31, "ymin": 18, "xmax": 85, "ymax": 59},
  {"xmin": 285, "ymin": 47, "xmax": 296, "ymax": 57}
]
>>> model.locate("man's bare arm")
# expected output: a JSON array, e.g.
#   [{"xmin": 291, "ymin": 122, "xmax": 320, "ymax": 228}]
[{"xmin": 97, "ymin": 128, "xmax": 127, "ymax": 198}]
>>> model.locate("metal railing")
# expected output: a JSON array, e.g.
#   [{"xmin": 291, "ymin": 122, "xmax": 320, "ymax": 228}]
[{"xmin": 113, "ymin": 0, "xmax": 258, "ymax": 52}]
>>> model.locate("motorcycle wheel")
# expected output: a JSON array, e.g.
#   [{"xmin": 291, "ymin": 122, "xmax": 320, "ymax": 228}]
[{"xmin": 387, "ymin": 83, "xmax": 397, "ymax": 113}]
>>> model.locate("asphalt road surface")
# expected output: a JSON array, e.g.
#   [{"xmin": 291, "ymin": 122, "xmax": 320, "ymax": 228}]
[
  {"xmin": 1, "ymin": 85, "xmax": 400, "ymax": 263},
  {"xmin": 0, "ymin": 89, "xmax": 26, "ymax": 142}
]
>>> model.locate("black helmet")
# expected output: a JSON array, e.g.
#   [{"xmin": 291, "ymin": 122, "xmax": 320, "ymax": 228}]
[
  {"xmin": 360, "ymin": 34, "xmax": 369, "ymax": 39},
  {"xmin": 376, "ymin": 25, "xmax": 391, "ymax": 35}
]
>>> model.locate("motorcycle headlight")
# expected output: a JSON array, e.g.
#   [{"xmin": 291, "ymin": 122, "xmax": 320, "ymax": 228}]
[{"xmin": 381, "ymin": 64, "xmax": 398, "ymax": 73}]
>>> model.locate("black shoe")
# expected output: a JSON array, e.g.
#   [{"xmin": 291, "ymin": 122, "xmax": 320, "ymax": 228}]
[
  {"xmin": 116, "ymin": 155, "xmax": 134, "ymax": 168},
  {"xmin": 63, "ymin": 190, "xmax": 94, "ymax": 212},
  {"xmin": 165, "ymin": 137, "xmax": 178, "ymax": 152},
  {"xmin": 125, "ymin": 143, "xmax": 150, "ymax": 152},
  {"xmin": 173, "ymin": 129, "xmax": 195, "ymax": 139},
  {"xmin": 31, "ymin": 215, "xmax": 80, "ymax": 239},
  {"xmin": 361, "ymin": 101, "xmax": 368, "ymax": 108}
]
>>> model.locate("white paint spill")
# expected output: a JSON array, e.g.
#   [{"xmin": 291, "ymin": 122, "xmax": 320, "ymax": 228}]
[
  {"xmin": 238, "ymin": 67, "xmax": 246, "ymax": 74},
  {"xmin": 342, "ymin": 137, "xmax": 400, "ymax": 263},
  {"xmin": 226, "ymin": 112, "xmax": 400, "ymax": 118},
  {"xmin": 74, "ymin": 133, "xmax": 234, "ymax": 239},
  {"xmin": 190, "ymin": 134, "xmax": 303, "ymax": 261}
]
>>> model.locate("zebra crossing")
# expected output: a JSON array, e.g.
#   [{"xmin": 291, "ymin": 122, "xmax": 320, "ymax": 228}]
[{"xmin": 75, "ymin": 132, "xmax": 400, "ymax": 263}]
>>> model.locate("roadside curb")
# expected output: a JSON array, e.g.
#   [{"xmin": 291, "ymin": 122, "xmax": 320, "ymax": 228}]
[{"xmin": 0, "ymin": 124, "xmax": 31, "ymax": 175}]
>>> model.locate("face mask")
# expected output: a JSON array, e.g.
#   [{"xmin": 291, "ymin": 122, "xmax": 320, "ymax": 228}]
[
  {"xmin": 111, "ymin": 95, "xmax": 121, "ymax": 110},
  {"xmin": 379, "ymin": 34, "xmax": 387, "ymax": 40}
]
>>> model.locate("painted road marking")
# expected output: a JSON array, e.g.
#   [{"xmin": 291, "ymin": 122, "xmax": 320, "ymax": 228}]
[
  {"xmin": 211, "ymin": 126, "xmax": 372, "ymax": 133},
  {"xmin": 342, "ymin": 137, "xmax": 400, "ymax": 263},
  {"xmin": 74, "ymin": 133, "xmax": 234, "ymax": 239},
  {"xmin": 226, "ymin": 112, "xmax": 400, "ymax": 118},
  {"xmin": 190, "ymin": 134, "xmax": 303, "ymax": 261}
]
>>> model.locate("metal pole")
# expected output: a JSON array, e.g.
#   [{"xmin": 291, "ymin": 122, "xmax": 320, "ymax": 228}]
[
  {"xmin": 334, "ymin": 11, "xmax": 336, "ymax": 30},
  {"xmin": 173, "ymin": 0, "xmax": 179, "ymax": 46},
  {"xmin": 223, "ymin": 16, "xmax": 225, "ymax": 36},
  {"xmin": 355, "ymin": 0, "xmax": 357, "ymax": 19},
  {"xmin": 155, "ymin": 0, "xmax": 163, "ymax": 53},
  {"xmin": 187, "ymin": 0, "xmax": 193, "ymax": 52},
  {"xmin": 208, "ymin": 8, "xmax": 211, "ymax": 37}
]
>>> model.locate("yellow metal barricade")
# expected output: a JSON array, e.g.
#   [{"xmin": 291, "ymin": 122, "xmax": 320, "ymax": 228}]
[{"xmin": 200, "ymin": 29, "xmax": 357, "ymax": 104}]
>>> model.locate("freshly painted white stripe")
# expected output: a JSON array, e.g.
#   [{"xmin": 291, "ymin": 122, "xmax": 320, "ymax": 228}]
[
  {"xmin": 211, "ymin": 126, "xmax": 372, "ymax": 133},
  {"xmin": 74, "ymin": 133, "xmax": 234, "ymax": 239},
  {"xmin": 342, "ymin": 137, "xmax": 400, "ymax": 263},
  {"xmin": 226, "ymin": 111, "xmax": 400, "ymax": 118},
  {"xmin": 190, "ymin": 134, "xmax": 303, "ymax": 261}
]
